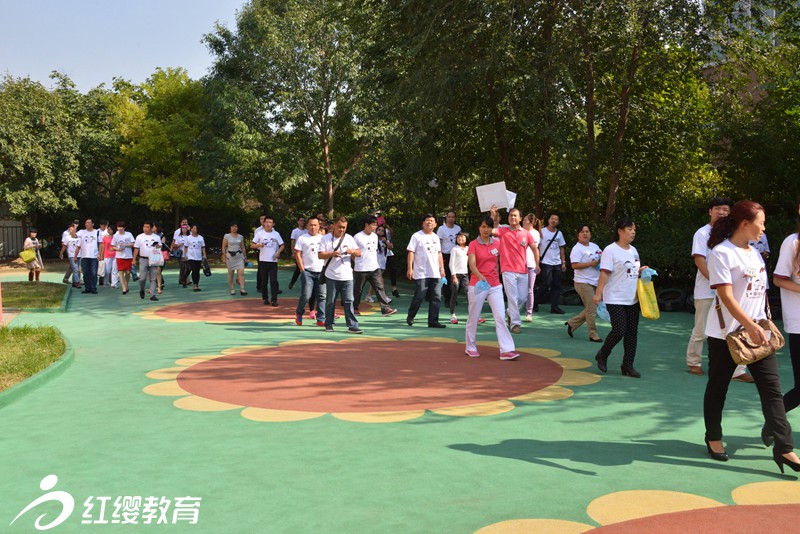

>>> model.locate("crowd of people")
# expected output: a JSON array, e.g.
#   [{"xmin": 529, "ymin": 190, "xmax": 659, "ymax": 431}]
[{"xmin": 18, "ymin": 196, "xmax": 800, "ymax": 473}]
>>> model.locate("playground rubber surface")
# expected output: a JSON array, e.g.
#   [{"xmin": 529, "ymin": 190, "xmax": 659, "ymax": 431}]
[{"xmin": 2, "ymin": 266, "xmax": 800, "ymax": 533}]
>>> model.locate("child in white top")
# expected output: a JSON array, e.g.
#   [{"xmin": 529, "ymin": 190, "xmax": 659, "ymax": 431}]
[{"xmin": 449, "ymin": 233, "xmax": 469, "ymax": 323}]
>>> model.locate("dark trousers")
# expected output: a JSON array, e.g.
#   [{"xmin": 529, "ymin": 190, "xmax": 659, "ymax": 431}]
[
  {"xmin": 449, "ymin": 273, "xmax": 469, "ymax": 314},
  {"xmin": 407, "ymin": 277, "xmax": 442, "ymax": 326},
  {"xmin": 536, "ymin": 263, "xmax": 563, "ymax": 309},
  {"xmin": 706, "ymin": 337, "xmax": 794, "ymax": 454},
  {"xmin": 80, "ymin": 258, "xmax": 98, "ymax": 292},
  {"xmin": 179, "ymin": 259, "xmax": 190, "ymax": 285},
  {"xmin": 385, "ymin": 255, "xmax": 398, "ymax": 287},
  {"xmin": 783, "ymin": 334, "xmax": 800, "ymax": 413},
  {"xmin": 353, "ymin": 269, "xmax": 392, "ymax": 312},
  {"xmin": 188, "ymin": 260, "xmax": 202, "ymax": 285},
  {"xmin": 259, "ymin": 261, "xmax": 279, "ymax": 303},
  {"xmin": 597, "ymin": 303, "xmax": 640, "ymax": 367},
  {"xmin": 442, "ymin": 253, "xmax": 452, "ymax": 301}
]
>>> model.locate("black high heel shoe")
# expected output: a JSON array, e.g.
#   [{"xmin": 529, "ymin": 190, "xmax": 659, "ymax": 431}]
[
  {"xmin": 762, "ymin": 424, "xmax": 775, "ymax": 448},
  {"xmin": 705, "ymin": 439, "xmax": 729, "ymax": 462},
  {"xmin": 773, "ymin": 450, "xmax": 800, "ymax": 473},
  {"xmin": 595, "ymin": 353, "xmax": 607, "ymax": 373},
  {"xmin": 621, "ymin": 365, "xmax": 641, "ymax": 378}
]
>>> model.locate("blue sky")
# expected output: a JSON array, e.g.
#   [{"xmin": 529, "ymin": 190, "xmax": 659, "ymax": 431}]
[{"xmin": 0, "ymin": 0, "xmax": 244, "ymax": 92}]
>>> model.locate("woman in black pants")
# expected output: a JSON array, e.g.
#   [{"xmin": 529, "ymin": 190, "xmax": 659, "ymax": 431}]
[
  {"xmin": 703, "ymin": 200, "xmax": 800, "ymax": 472},
  {"xmin": 183, "ymin": 224, "xmax": 207, "ymax": 291},
  {"xmin": 593, "ymin": 218, "xmax": 645, "ymax": 378}
]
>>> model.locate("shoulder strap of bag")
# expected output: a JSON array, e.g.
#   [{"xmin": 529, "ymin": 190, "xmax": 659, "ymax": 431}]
[
  {"xmin": 541, "ymin": 230, "xmax": 561, "ymax": 260},
  {"xmin": 715, "ymin": 295, "xmax": 726, "ymax": 330},
  {"xmin": 321, "ymin": 234, "xmax": 346, "ymax": 273}
]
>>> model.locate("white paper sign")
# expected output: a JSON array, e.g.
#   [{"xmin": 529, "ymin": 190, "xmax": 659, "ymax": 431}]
[
  {"xmin": 476, "ymin": 181, "xmax": 508, "ymax": 212},
  {"xmin": 506, "ymin": 190, "xmax": 517, "ymax": 210}
]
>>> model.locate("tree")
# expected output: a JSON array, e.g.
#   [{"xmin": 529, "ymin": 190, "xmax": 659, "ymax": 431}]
[{"xmin": 0, "ymin": 74, "xmax": 81, "ymax": 220}]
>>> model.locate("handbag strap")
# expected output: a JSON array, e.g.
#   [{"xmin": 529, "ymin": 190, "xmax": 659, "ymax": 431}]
[
  {"xmin": 321, "ymin": 234, "xmax": 346, "ymax": 274},
  {"xmin": 715, "ymin": 293, "xmax": 772, "ymax": 330},
  {"xmin": 541, "ymin": 230, "xmax": 560, "ymax": 260}
]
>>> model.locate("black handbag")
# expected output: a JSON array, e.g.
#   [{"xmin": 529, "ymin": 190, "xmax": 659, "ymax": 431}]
[{"xmin": 202, "ymin": 259, "xmax": 212, "ymax": 277}]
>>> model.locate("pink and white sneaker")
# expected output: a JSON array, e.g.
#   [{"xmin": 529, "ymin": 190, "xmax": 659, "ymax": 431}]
[
  {"xmin": 309, "ymin": 310, "xmax": 317, "ymax": 320},
  {"xmin": 499, "ymin": 352, "xmax": 520, "ymax": 361},
  {"xmin": 450, "ymin": 316, "xmax": 459, "ymax": 324},
  {"xmin": 464, "ymin": 349, "xmax": 481, "ymax": 358},
  {"xmin": 477, "ymin": 318, "xmax": 486, "ymax": 324}
]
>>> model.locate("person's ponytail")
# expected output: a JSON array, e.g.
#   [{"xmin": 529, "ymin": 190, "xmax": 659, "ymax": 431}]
[
  {"xmin": 707, "ymin": 215, "xmax": 735, "ymax": 249},
  {"xmin": 707, "ymin": 200, "xmax": 764, "ymax": 250}
]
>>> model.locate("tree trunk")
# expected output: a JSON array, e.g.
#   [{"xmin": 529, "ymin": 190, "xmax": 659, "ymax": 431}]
[
  {"xmin": 578, "ymin": 8, "xmax": 601, "ymax": 224},
  {"xmin": 533, "ymin": 0, "xmax": 558, "ymax": 219},
  {"xmin": 320, "ymin": 130, "xmax": 335, "ymax": 219}
]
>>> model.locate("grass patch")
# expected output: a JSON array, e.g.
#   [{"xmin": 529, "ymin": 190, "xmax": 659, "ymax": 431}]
[
  {"xmin": 0, "ymin": 325, "xmax": 66, "ymax": 392},
  {"xmin": 2, "ymin": 281, "xmax": 67, "ymax": 309}
]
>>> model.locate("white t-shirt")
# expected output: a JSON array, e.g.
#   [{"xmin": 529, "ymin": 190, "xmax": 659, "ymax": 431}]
[
  {"xmin": 385, "ymin": 229, "xmax": 394, "ymax": 257},
  {"xmin": 706, "ymin": 239, "xmax": 767, "ymax": 339},
  {"xmin": 76, "ymin": 229, "xmax": 102, "ymax": 258},
  {"xmin": 437, "ymin": 224, "xmax": 462, "ymax": 255},
  {"xmin": 320, "ymin": 233, "xmax": 358, "ymax": 281},
  {"xmin": 253, "ymin": 230, "xmax": 284, "ymax": 262},
  {"xmin": 134, "ymin": 233, "xmax": 163, "ymax": 260},
  {"xmin": 525, "ymin": 231, "xmax": 541, "ymax": 269},
  {"xmin": 173, "ymin": 228, "xmax": 183, "ymax": 243},
  {"xmin": 64, "ymin": 235, "xmax": 79, "ymax": 257},
  {"xmin": 691, "ymin": 224, "xmax": 715, "ymax": 300},
  {"xmin": 539, "ymin": 227, "xmax": 566, "ymax": 266},
  {"xmin": 183, "ymin": 235, "xmax": 206, "ymax": 261},
  {"xmin": 294, "ymin": 233, "xmax": 324, "ymax": 272},
  {"xmin": 353, "ymin": 231, "xmax": 380, "ymax": 272},
  {"xmin": 449, "ymin": 246, "xmax": 469, "ymax": 275},
  {"xmin": 291, "ymin": 227, "xmax": 307, "ymax": 242},
  {"xmin": 407, "ymin": 230, "xmax": 442, "ymax": 279},
  {"xmin": 599, "ymin": 242, "xmax": 640, "ymax": 305},
  {"xmin": 61, "ymin": 229, "xmax": 70, "ymax": 246},
  {"xmin": 571, "ymin": 242, "xmax": 602, "ymax": 285},
  {"xmin": 111, "ymin": 232, "xmax": 135, "ymax": 260},
  {"xmin": 774, "ymin": 233, "xmax": 800, "ymax": 334}
]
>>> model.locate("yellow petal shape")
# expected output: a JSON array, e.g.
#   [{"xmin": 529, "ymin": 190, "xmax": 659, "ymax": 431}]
[
  {"xmin": 406, "ymin": 337, "xmax": 457, "ymax": 343},
  {"xmin": 145, "ymin": 367, "xmax": 186, "ymax": 380},
  {"xmin": 175, "ymin": 355, "xmax": 220, "ymax": 366},
  {"xmin": 431, "ymin": 400, "xmax": 515, "ymax": 417},
  {"xmin": 557, "ymin": 371, "xmax": 602, "ymax": 386},
  {"xmin": 173, "ymin": 396, "xmax": 242, "ymax": 411},
  {"xmin": 241, "ymin": 407, "xmax": 326, "ymax": 422},
  {"xmin": 732, "ymin": 481, "xmax": 800, "ymax": 504},
  {"xmin": 221, "ymin": 345, "xmax": 270, "ymax": 354},
  {"xmin": 511, "ymin": 386, "xmax": 574, "ymax": 402},
  {"xmin": 549, "ymin": 358, "xmax": 593, "ymax": 370},
  {"xmin": 143, "ymin": 381, "xmax": 189, "ymax": 397},
  {"xmin": 337, "ymin": 336, "xmax": 396, "ymax": 344},
  {"xmin": 587, "ymin": 490, "xmax": 723, "ymax": 525},
  {"xmin": 333, "ymin": 410, "xmax": 426, "ymax": 423},
  {"xmin": 517, "ymin": 347, "xmax": 561, "ymax": 358},
  {"xmin": 279, "ymin": 339, "xmax": 338, "ymax": 346},
  {"xmin": 476, "ymin": 519, "xmax": 594, "ymax": 534},
  {"xmin": 476, "ymin": 340, "xmax": 500, "ymax": 348}
]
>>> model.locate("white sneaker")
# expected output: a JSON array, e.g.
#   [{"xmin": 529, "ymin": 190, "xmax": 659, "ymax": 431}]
[
  {"xmin": 365, "ymin": 296, "xmax": 375, "ymax": 303},
  {"xmin": 450, "ymin": 315, "xmax": 458, "ymax": 324},
  {"xmin": 525, "ymin": 314, "xmax": 532, "ymax": 322}
]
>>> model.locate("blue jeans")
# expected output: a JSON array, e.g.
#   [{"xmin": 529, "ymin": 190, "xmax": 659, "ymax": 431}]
[
  {"xmin": 407, "ymin": 278, "xmax": 442, "ymax": 326},
  {"xmin": 324, "ymin": 278, "xmax": 358, "ymax": 329},
  {"xmin": 67, "ymin": 257, "xmax": 81, "ymax": 284},
  {"xmin": 296, "ymin": 270, "xmax": 326, "ymax": 323},
  {"xmin": 80, "ymin": 258, "xmax": 98, "ymax": 292}
]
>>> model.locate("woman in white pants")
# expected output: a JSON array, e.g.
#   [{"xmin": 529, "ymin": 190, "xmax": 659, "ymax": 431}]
[{"xmin": 464, "ymin": 216, "xmax": 519, "ymax": 360}]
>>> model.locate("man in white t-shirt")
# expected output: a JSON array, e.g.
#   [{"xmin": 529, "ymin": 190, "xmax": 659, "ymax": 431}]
[
  {"xmin": 61, "ymin": 220, "xmax": 80, "ymax": 284},
  {"xmin": 406, "ymin": 214, "xmax": 446, "ymax": 328},
  {"xmin": 253, "ymin": 215, "xmax": 266, "ymax": 292},
  {"xmin": 686, "ymin": 197, "xmax": 751, "ymax": 381},
  {"xmin": 318, "ymin": 216, "xmax": 363, "ymax": 333},
  {"xmin": 288, "ymin": 216, "xmax": 307, "ymax": 290},
  {"xmin": 294, "ymin": 216, "xmax": 326, "ymax": 326},
  {"xmin": 251, "ymin": 215, "xmax": 285, "ymax": 306},
  {"xmin": 353, "ymin": 215, "xmax": 397, "ymax": 317},
  {"xmin": 133, "ymin": 220, "xmax": 163, "ymax": 301},
  {"xmin": 437, "ymin": 211, "xmax": 461, "ymax": 303},
  {"xmin": 536, "ymin": 213, "xmax": 567, "ymax": 314},
  {"xmin": 74, "ymin": 218, "xmax": 104, "ymax": 294}
]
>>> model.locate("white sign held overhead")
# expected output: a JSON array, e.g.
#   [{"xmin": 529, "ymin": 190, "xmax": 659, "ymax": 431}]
[
  {"xmin": 476, "ymin": 181, "xmax": 508, "ymax": 212},
  {"xmin": 506, "ymin": 190, "xmax": 517, "ymax": 210}
]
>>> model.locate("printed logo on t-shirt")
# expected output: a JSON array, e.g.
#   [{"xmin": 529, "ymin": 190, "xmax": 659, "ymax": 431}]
[
  {"xmin": 744, "ymin": 267, "xmax": 767, "ymax": 299},
  {"xmin": 624, "ymin": 257, "xmax": 641, "ymax": 279}
]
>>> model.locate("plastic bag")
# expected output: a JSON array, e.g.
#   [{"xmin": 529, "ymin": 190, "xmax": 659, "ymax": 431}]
[
  {"xmin": 640, "ymin": 267, "xmax": 658, "ymax": 283},
  {"xmin": 637, "ymin": 278, "xmax": 660, "ymax": 320},
  {"xmin": 596, "ymin": 301, "xmax": 610, "ymax": 322},
  {"xmin": 475, "ymin": 280, "xmax": 491, "ymax": 292}
]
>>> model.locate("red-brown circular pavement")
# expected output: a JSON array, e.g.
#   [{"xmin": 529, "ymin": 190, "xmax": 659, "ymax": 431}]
[
  {"xmin": 175, "ymin": 340, "xmax": 564, "ymax": 412},
  {"xmin": 154, "ymin": 298, "xmax": 376, "ymax": 323},
  {"xmin": 594, "ymin": 504, "xmax": 800, "ymax": 533}
]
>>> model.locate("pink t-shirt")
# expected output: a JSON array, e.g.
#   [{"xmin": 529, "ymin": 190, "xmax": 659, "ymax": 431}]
[
  {"xmin": 102, "ymin": 235, "xmax": 116, "ymax": 259},
  {"xmin": 496, "ymin": 226, "xmax": 533, "ymax": 274},
  {"xmin": 468, "ymin": 238, "xmax": 501, "ymax": 287}
]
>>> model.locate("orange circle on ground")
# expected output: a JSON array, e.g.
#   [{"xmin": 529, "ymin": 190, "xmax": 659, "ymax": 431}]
[
  {"xmin": 153, "ymin": 298, "xmax": 376, "ymax": 323},
  {"xmin": 175, "ymin": 340, "xmax": 564, "ymax": 412},
  {"xmin": 593, "ymin": 504, "xmax": 800, "ymax": 533}
]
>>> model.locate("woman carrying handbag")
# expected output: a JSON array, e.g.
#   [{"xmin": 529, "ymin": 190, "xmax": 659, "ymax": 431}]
[{"xmin": 703, "ymin": 200, "xmax": 800, "ymax": 473}]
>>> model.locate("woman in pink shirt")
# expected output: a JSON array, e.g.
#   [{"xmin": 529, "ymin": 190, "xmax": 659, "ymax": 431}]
[
  {"xmin": 464, "ymin": 216, "xmax": 519, "ymax": 360},
  {"xmin": 102, "ymin": 226, "xmax": 118, "ymax": 288}
]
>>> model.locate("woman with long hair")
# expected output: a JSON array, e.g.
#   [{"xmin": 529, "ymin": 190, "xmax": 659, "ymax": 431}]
[
  {"xmin": 184, "ymin": 224, "xmax": 207, "ymax": 292},
  {"xmin": 172, "ymin": 224, "xmax": 191, "ymax": 288},
  {"xmin": 773, "ymin": 200, "xmax": 800, "ymax": 434},
  {"xmin": 593, "ymin": 217, "xmax": 645, "ymax": 377},
  {"xmin": 222, "ymin": 221, "xmax": 247, "ymax": 295},
  {"xmin": 703, "ymin": 200, "xmax": 799, "ymax": 472},
  {"xmin": 567, "ymin": 224, "xmax": 603, "ymax": 342}
]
